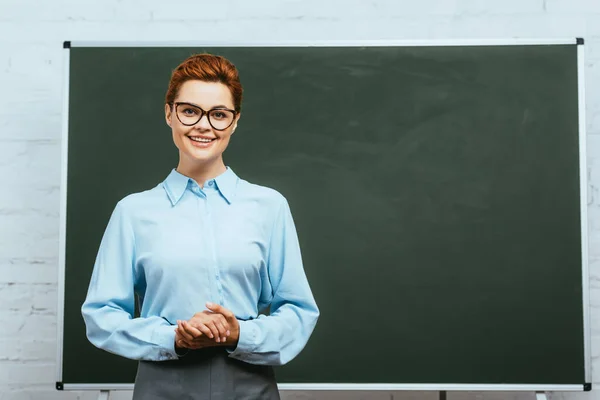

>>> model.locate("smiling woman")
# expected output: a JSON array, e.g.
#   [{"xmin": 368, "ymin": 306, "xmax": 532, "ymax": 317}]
[
  {"xmin": 166, "ymin": 80, "xmax": 238, "ymax": 177},
  {"xmin": 80, "ymin": 54, "xmax": 320, "ymax": 400},
  {"xmin": 165, "ymin": 55, "xmax": 242, "ymax": 181}
]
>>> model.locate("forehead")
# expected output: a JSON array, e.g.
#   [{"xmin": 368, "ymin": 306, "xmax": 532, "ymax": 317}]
[{"xmin": 175, "ymin": 80, "xmax": 234, "ymax": 108}]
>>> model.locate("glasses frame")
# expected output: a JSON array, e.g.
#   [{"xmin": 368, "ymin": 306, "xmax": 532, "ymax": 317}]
[{"xmin": 169, "ymin": 102, "xmax": 238, "ymax": 131}]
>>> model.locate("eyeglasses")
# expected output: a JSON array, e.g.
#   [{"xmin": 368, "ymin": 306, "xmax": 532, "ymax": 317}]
[{"xmin": 169, "ymin": 102, "xmax": 237, "ymax": 131}]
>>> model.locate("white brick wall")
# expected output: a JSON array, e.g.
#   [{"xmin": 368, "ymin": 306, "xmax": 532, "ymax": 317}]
[{"xmin": 1, "ymin": 0, "xmax": 599, "ymax": 399}]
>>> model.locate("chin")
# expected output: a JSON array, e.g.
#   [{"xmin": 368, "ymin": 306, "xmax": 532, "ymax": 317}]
[{"xmin": 186, "ymin": 151, "xmax": 218, "ymax": 164}]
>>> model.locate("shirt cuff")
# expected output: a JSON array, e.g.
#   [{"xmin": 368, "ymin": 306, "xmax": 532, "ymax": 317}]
[
  {"xmin": 227, "ymin": 320, "xmax": 257, "ymax": 360},
  {"xmin": 175, "ymin": 346, "xmax": 190, "ymax": 357},
  {"xmin": 152, "ymin": 323, "xmax": 179, "ymax": 361}
]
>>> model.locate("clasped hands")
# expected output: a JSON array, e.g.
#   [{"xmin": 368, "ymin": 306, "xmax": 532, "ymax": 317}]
[{"xmin": 175, "ymin": 302, "xmax": 240, "ymax": 351}]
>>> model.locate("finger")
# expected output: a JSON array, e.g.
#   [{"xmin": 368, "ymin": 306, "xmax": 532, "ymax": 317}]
[
  {"xmin": 189, "ymin": 320, "xmax": 215, "ymax": 339},
  {"xmin": 206, "ymin": 320, "xmax": 221, "ymax": 342},
  {"xmin": 219, "ymin": 314, "xmax": 230, "ymax": 330},
  {"xmin": 212, "ymin": 318, "xmax": 227, "ymax": 343},
  {"xmin": 209, "ymin": 314, "xmax": 231, "ymax": 343},
  {"xmin": 181, "ymin": 320, "xmax": 204, "ymax": 338},
  {"xmin": 202, "ymin": 308, "xmax": 230, "ymax": 330},
  {"xmin": 176, "ymin": 321, "xmax": 195, "ymax": 342},
  {"xmin": 218, "ymin": 314, "xmax": 231, "ymax": 339},
  {"xmin": 205, "ymin": 302, "xmax": 235, "ymax": 320},
  {"xmin": 214, "ymin": 315, "xmax": 229, "ymax": 342},
  {"xmin": 176, "ymin": 334, "xmax": 192, "ymax": 349},
  {"xmin": 185, "ymin": 339, "xmax": 201, "ymax": 349}
]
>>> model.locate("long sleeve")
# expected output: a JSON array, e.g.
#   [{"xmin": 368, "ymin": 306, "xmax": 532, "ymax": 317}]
[
  {"xmin": 81, "ymin": 200, "xmax": 179, "ymax": 361},
  {"xmin": 228, "ymin": 197, "xmax": 320, "ymax": 366}
]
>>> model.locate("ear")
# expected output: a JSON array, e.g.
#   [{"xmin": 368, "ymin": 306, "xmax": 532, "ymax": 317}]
[
  {"xmin": 231, "ymin": 113, "xmax": 241, "ymax": 134},
  {"xmin": 165, "ymin": 103, "xmax": 173, "ymax": 127}
]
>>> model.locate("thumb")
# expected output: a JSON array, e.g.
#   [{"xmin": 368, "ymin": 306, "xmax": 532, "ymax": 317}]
[{"xmin": 205, "ymin": 302, "xmax": 233, "ymax": 318}]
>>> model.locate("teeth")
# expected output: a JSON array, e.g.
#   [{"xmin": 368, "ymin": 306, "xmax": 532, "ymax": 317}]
[{"xmin": 190, "ymin": 137, "xmax": 213, "ymax": 143}]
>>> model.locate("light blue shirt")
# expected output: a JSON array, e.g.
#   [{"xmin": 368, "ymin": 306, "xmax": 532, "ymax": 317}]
[{"xmin": 81, "ymin": 167, "xmax": 319, "ymax": 365}]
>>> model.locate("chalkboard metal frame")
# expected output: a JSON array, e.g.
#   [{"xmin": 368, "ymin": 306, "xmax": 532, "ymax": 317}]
[
  {"xmin": 56, "ymin": 38, "xmax": 591, "ymax": 392},
  {"xmin": 67, "ymin": 38, "xmax": 579, "ymax": 47},
  {"xmin": 56, "ymin": 43, "xmax": 70, "ymax": 389},
  {"xmin": 577, "ymin": 43, "xmax": 591, "ymax": 386}
]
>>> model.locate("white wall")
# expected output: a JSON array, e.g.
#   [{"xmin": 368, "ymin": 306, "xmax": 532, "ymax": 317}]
[{"xmin": 1, "ymin": 0, "xmax": 599, "ymax": 399}]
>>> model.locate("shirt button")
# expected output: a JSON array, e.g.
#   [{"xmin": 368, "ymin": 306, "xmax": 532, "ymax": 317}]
[{"xmin": 208, "ymin": 181, "xmax": 214, "ymax": 186}]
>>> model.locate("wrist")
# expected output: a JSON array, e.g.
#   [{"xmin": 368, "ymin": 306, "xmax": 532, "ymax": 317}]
[
  {"xmin": 174, "ymin": 337, "xmax": 189, "ymax": 356},
  {"xmin": 226, "ymin": 321, "xmax": 240, "ymax": 347}
]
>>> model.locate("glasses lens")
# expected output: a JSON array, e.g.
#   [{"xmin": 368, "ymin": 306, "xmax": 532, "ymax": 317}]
[
  {"xmin": 208, "ymin": 109, "xmax": 235, "ymax": 130},
  {"xmin": 175, "ymin": 104, "xmax": 235, "ymax": 130},
  {"xmin": 176, "ymin": 104, "xmax": 202, "ymax": 126}
]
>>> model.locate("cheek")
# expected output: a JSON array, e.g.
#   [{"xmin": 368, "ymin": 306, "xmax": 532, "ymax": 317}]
[
  {"xmin": 171, "ymin": 127, "xmax": 187, "ymax": 149},
  {"xmin": 219, "ymin": 133, "xmax": 232, "ymax": 147}
]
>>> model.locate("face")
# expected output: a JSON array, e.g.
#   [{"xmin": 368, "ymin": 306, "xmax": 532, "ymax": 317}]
[{"xmin": 165, "ymin": 80, "xmax": 239, "ymax": 169}]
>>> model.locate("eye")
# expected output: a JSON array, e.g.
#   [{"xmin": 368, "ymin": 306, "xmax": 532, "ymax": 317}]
[
  {"xmin": 182, "ymin": 107, "xmax": 198, "ymax": 116},
  {"xmin": 210, "ymin": 109, "xmax": 234, "ymax": 121}
]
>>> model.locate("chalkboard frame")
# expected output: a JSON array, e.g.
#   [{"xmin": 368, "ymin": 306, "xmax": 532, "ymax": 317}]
[{"xmin": 55, "ymin": 39, "xmax": 591, "ymax": 392}]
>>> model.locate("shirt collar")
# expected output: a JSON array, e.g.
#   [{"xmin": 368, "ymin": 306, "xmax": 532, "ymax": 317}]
[
  {"xmin": 213, "ymin": 167, "xmax": 238, "ymax": 204},
  {"xmin": 163, "ymin": 167, "xmax": 239, "ymax": 206}
]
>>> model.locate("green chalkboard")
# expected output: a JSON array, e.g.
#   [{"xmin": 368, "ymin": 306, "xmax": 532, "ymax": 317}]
[{"xmin": 59, "ymin": 43, "xmax": 588, "ymax": 388}]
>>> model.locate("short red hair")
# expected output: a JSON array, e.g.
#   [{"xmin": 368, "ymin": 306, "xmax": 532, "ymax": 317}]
[{"xmin": 165, "ymin": 53, "xmax": 243, "ymax": 112}]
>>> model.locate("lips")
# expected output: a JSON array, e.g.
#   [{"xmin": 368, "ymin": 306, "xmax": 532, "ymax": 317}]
[
  {"xmin": 187, "ymin": 135, "xmax": 216, "ymax": 149},
  {"xmin": 188, "ymin": 136, "xmax": 216, "ymax": 143}
]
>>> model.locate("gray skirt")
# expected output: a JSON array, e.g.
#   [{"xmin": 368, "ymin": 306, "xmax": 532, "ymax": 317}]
[{"xmin": 132, "ymin": 347, "xmax": 280, "ymax": 400}]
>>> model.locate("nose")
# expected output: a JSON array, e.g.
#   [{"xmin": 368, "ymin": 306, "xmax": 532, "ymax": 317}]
[{"xmin": 194, "ymin": 113, "xmax": 211, "ymax": 130}]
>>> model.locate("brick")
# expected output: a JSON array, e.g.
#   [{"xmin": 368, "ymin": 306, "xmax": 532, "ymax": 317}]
[
  {"xmin": 0, "ymin": 115, "xmax": 62, "ymax": 142},
  {"xmin": 545, "ymin": 0, "xmax": 600, "ymax": 14},
  {"xmin": 149, "ymin": 1, "xmax": 459, "ymax": 22},
  {"xmin": 0, "ymin": 339, "xmax": 55, "ymax": 363},
  {"xmin": 454, "ymin": 0, "xmax": 544, "ymax": 15},
  {"xmin": 0, "ymin": 141, "xmax": 61, "ymax": 188},
  {"xmin": 0, "ymin": 312, "xmax": 56, "ymax": 340},
  {"xmin": 0, "ymin": 363, "xmax": 54, "ymax": 385},
  {"xmin": 0, "ymin": 284, "xmax": 32, "ymax": 311},
  {"xmin": 0, "ymin": 258, "xmax": 58, "ymax": 284},
  {"xmin": 0, "ymin": 215, "xmax": 59, "ymax": 259},
  {"xmin": 18, "ymin": 340, "xmax": 56, "ymax": 362},
  {"xmin": 0, "ymin": 390, "xmax": 91, "ymax": 400},
  {"xmin": 582, "ymin": 36, "xmax": 600, "ymax": 63},
  {"xmin": 31, "ymin": 285, "xmax": 57, "ymax": 313},
  {"xmin": 0, "ymin": 43, "xmax": 63, "ymax": 81},
  {"xmin": 0, "ymin": 283, "xmax": 56, "ymax": 313},
  {"xmin": 590, "ymin": 286, "xmax": 600, "ymax": 307},
  {"xmin": 590, "ymin": 112, "xmax": 600, "ymax": 137},
  {"xmin": 0, "ymin": 339, "xmax": 20, "ymax": 361},
  {"xmin": 0, "ymin": 185, "xmax": 60, "ymax": 218},
  {"xmin": 0, "ymin": 2, "xmax": 117, "ymax": 23},
  {"xmin": 588, "ymin": 231, "xmax": 600, "ymax": 259},
  {"xmin": 587, "ymin": 204, "xmax": 600, "ymax": 230}
]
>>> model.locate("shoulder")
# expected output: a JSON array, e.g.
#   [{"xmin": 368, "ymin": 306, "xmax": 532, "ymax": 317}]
[
  {"xmin": 111, "ymin": 183, "xmax": 166, "ymax": 218},
  {"xmin": 237, "ymin": 178, "xmax": 288, "ymax": 210}
]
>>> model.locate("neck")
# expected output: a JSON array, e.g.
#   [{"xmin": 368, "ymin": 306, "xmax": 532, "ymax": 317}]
[{"xmin": 176, "ymin": 157, "xmax": 227, "ymax": 187}]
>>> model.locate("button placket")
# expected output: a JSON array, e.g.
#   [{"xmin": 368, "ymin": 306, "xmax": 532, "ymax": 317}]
[
  {"xmin": 195, "ymin": 188, "xmax": 216, "ymax": 304},
  {"xmin": 205, "ymin": 194, "xmax": 225, "ymax": 306}
]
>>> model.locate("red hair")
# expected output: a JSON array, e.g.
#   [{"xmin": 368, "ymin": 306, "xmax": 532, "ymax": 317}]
[{"xmin": 165, "ymin": 53, "xmax": 243, "ymax": 112}]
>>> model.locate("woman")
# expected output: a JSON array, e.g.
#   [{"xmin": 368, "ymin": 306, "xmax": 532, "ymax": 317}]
[{"xmin": 81, "ymin": 53, "xmax": 320, "ymax": 399}]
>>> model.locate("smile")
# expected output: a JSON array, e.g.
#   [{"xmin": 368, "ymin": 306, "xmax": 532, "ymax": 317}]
[{"xmin": 189, "ymin": 136, "xmax": 215, "ymax": 143}]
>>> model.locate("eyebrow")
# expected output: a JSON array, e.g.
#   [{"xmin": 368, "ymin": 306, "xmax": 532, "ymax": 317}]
[{"xmin": 177, "ymin": 101, "xmax": 233, "ymax": 110}]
